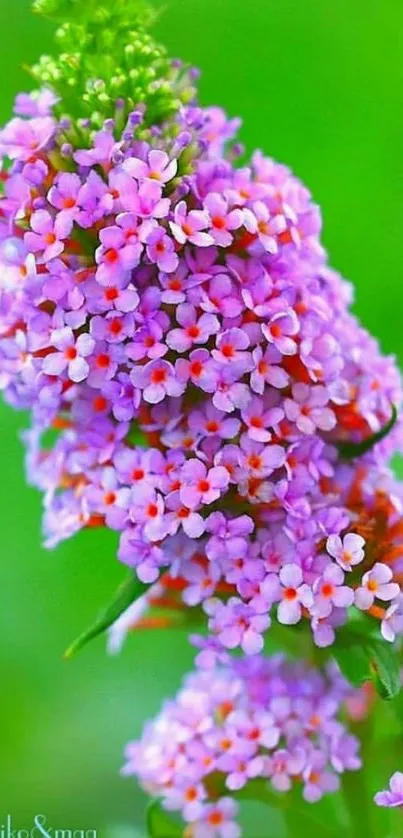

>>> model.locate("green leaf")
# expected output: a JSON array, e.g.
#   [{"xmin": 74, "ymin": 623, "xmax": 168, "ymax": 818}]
[
  {"xmin": 337, "ymin": 405, "xmax": 398, "ymax": 460},
  {"xmin": 146, "ymin": 801, "xmax": 182, "ymax": 838},
  {"xmin": 64, "ymin": 573, "xmax": 149, "ymax": 659},
  {"xmin": 332, "ymin": 625, "xmax": 401, "ymax": 700}
]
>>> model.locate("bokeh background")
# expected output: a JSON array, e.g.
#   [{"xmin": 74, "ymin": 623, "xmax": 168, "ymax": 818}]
[{"xmin": 1, "ymin": 1, "xmax": 403, "ymax": 836}]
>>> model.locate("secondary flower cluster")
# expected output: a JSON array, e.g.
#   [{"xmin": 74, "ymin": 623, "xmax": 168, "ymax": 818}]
[
  {"xmin": 1, "ymin": 77, "xmax": 403, "ymax": 657},
  {"xmin": 123, "ymin": 652, "xmax": 362, "ymax": 835}
]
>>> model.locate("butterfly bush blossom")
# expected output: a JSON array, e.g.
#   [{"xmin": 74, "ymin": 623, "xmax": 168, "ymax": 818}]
[
  {"xmin": 2, "ymin": 1, "xmax": 403, "ymax": 830},
  {"xmin": 123, "ymin": 652, "xmax": 362, "ymax": 834},
  {"xmin": 1, "ymin": 74, "xmax": 403, "ymax": 656}
]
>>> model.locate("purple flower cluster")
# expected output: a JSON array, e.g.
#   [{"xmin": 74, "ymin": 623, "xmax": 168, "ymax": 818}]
[
  {"xmin": 123, "ymin": 652, "xmax": 361, "ymax": 834},
  {"xmin": 1, "ymin": 82, "xmax": 403, "ymax": 657}
]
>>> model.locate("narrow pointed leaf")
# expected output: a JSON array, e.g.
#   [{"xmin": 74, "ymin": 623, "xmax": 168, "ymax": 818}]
[
  {"xmin": 337, "ymin": 405, "xmax": 397, "ymax": 460},
  {"xmin": 64, "ymin": 574, "xmax": 149, "ymax": 659}
]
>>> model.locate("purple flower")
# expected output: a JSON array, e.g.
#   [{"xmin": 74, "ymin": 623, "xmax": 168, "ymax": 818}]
[
  {"xmin": 0, "ymin": 116, "xmax": 55, "ymax": 160},
  {"xmin": 48, "ymin": 173, "xmax": 82, "ymax": 225},
  {"xmin": 129, "ymin": 485, "xmax": 167, "ymax": 541},
  {"xmin": 189, "ymin": 403, "xmax": 240, "ymax": 440},
  {"xmin": 355, "ymin": 562, "xmax": 400, "ymax": 611},
  {"xmin": 312, "ymin": 564, "xmax": 354, "ymax": 617},
  {"xmin": 261, "ymin": 309, "xmax": 299, "ymax": 355},
  {"xmin": 25, "ymin": 209, "xmax": 72, "ymax": 262},
  {"xmin": 145, "ymin": 226, "xmax": 179, "ymax": 273},
  {"xmin": 241, "ymin": 396, "xmax": 283, "ymax": 443},
  {"xmin": 284, "ymin": 383, "xmax": 336, "ymax": 435},
  {"xmin": 199, "ymin": 273, "xmax": 243, "ymax": 319},
  {"xmin": 213, "ymin": 328, "xmax": 251, "ymax": 364},
  {"xmin": 42, "ymin": 327, "xmax": 95, "ymax": 382},
  {"xmin": 123, "ymin": 148, "xmax": 177, "ymax": 183},
  {"xmin": 204, "ymin": 193, "xmax": 243, "ymax": 247},
  {"xmin": 165, "ymin": 492, "xmax": 205, "ymax": 538},
  {"xmin": 14, "ymin": 88, "xmax": 57, "ymax": 118},
  {"xmin": 195, "ymin": 798, "xmax": 241, "ymax": 838},
  {"xmin": 219, "ymin": 752, "xmax": 264, "ymax": 791},
  {"xmin": 205, "ymin": 597, "xmax": 270, "ymax": 655},
  {"xmin": 167, "ymin": 304, "xmax": 219, "ymax": 352},
  {"xmin": 264, "ymin": 564, "xmax": 313, "ymax": 625},
  {"xmin": 326, "ymin": 533, "xmax": 365, "ymax": 573},
  {"xmin": 266, "ymin": 748, "xmax": 305, "ymax": 792},
  {"xmin": 131, "ymin": 359, "xmax": 185, "ymax": 403},
  {"xmin": 95, "ymin": 223, "xmax": 142, "ymax": 285},
  {"xmin": 374, "ymin": 772, "xmax": 403, "ymax": 808},
  {"xmin": 74, "ymin": 129, "xmax": 116, "ymax": 166},
  {"xmin": 180, "ymin": 459, "xmax": 229, "ymax": 509},
  {"xmin": 244, "ymin": 200, "xmax": 286, "ymax": 253},
  {"xmin": 170, "ymin": 200, "xmax": 213, "ymax": 247},
  {"xmin": 239, "ymin": 437, "xmax": 286, "ymax": 477},
  {"xmin": 302, "ymin": 752, "xmax": 339, "ymax": 803},
  {"xmin": 250, "ymin": 345, "xmax": 289, "ymax": 394},
  {"xmin": 176, "ymin": 348, "xmax": 218, "ymax": 392},
  {"xmin": 212, "ymin": 363, "xmax": 252, "ymax": 414},
  {"xmin": 91, "ymin": 311, "xmax": 135, "ymax": 343}
]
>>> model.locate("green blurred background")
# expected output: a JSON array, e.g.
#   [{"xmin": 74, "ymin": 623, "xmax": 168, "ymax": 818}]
[{"xmin": 1, "ymin": 1, "xmax": 403, "ymax": 835}]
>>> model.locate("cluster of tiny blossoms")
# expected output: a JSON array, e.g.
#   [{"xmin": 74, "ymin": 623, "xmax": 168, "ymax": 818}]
[
  {"xmin": 123, "ymin": 652, "xmax": 362, "ymax": 835},
  {"xmin": 1, "ymin": 76, "xmax": 403, "ymax": 657}
]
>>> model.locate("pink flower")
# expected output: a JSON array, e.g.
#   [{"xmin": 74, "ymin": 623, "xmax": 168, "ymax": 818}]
[
  {"xmin": 123, "ymin": 148, "xmax": 177, "ymax": 183},
  {"xmin": 193, "ymin": 798, "xmax": 240, "ymax": 838},
  {"xmin": 189, "ymin": 403, "xmax": 240, "ymax": 439},
  {"xmin": 241, "ymin": 396, "xmax": 283, "ymax": 443},
  {"xmin": 42, "ymin": 327, "xmax": 95, "ymax": 382},
  {"xmin": 218, "ymin": 753, "xmax": 264, "ymax": 791},
  {"xmin": 0, "ymin": 116, "xmax": 55, "ymax": 160},
  {"xmin": 302, "ymin": 753, "xmax": 339, "ymax": 803},
  {"xmin": 95, "ymin": 222, "xmax": 142, "ymax": 285},
  {"xmin": 176, "ymin": 349, "xmax": 218, "ymax": 392},
  {"xmin": 266, "ymin": 748, "xmax": 305, "ymax": 792},
  {"xmin": 145, "ymin": 226, "xmax": 179, "ymax": 273},
  {"xmin": 164, "ymin": 492, "xmax": 205, "ymax": 538},
  {"xmin": 199, "ymin": 274, "xmax": 243, "ymax": 319},
  {"xmin": 166, "ymin": 304, "xmax": 219, "ymax": 352},
  {"xmin": 205, "ymin": 597, "xmax": 270, "ymax": 655},
  {"xmin": 261, "ymin": 309, "xmax": 299, "ymax": 355},
  {"xmin": 213, "ymin": 328, "xmax": 251, "ymax": 364},
  {"xmin": 25, "ymin": 209, "xmax": 72, "ymax": 262},
  {"xmin": 284, "ymin": 383, "xmax": 336, "ymax": 435},
  {"xmin": 244, "ymin": 200, "xmax": 287, "ymax": 253},
  {"xmin": 164, "ymin": 781, "xmax": 207, "ymax": 822},
  {"xmin": 239, "ymin": 437, "xmax": 286, "ymax": 477},
  {"xmin": 312, "ymin": 563, "xmax": 354, "ymax": 617},
  {"xmin": 48, "ymin": 172, "xmax": 82, "ymax": 225},
  {"xmin": 180, "ymin": 460, "xmax": 229, "ymax": 509},
  {"xmin": 170, "ymin": 200, "xmax": 213, "ymax": 246},
  {"xmin": 326, "ymin": 533, "xmax": 365, "ymax": 572},
  {"xmin": 204, "ymin": 193, "xmax": 243, "ymax": 247},
  {"xmin": 129, "ymin": 485, "xmax": 167, "ymax": 541},
  {"xmin": 262, "ymin": 564, "xmax": 313, "ymax": 625},
  {"xmin": 86, "ymin": 341, "xmax": 123, "ymax": 387},
  {"xmin": 251, "ymin": 345, "xmax": 289, "ymax": 394},
  {"xmin": 131, "ymin": 359, "xmax": 185, "ymax": 404},
  {"xmin": 355, "ymin": 562, "xmax": 400, "ymax": 610}
]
